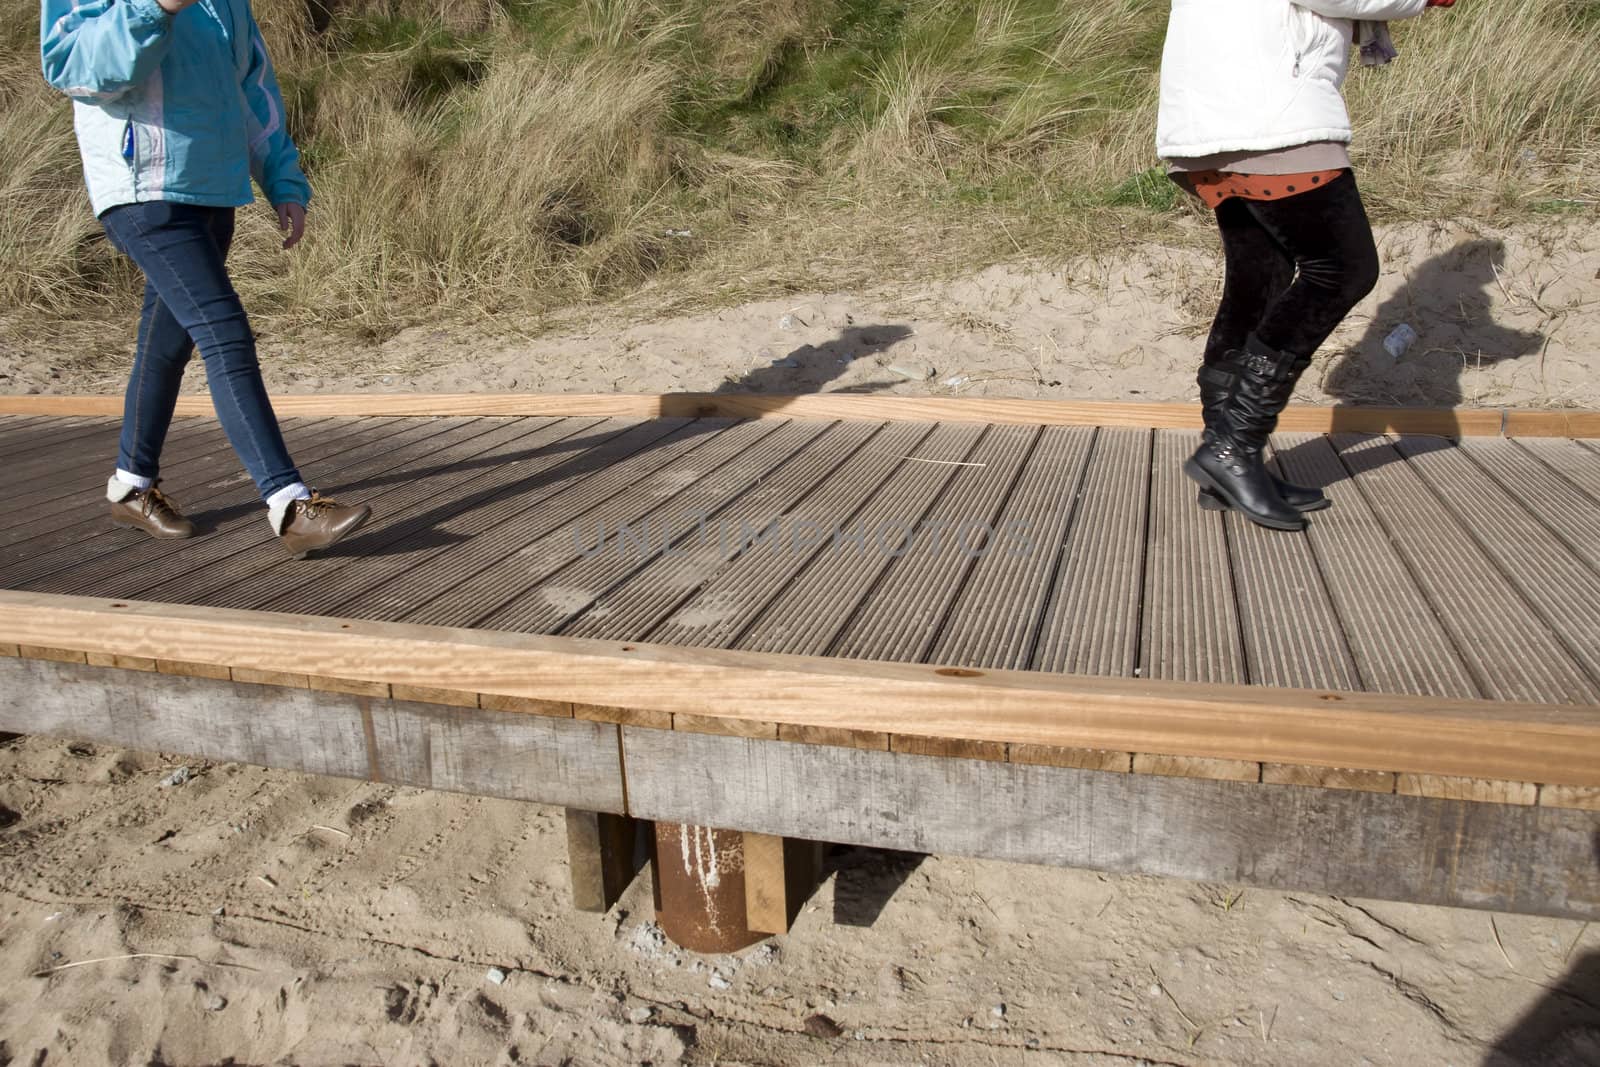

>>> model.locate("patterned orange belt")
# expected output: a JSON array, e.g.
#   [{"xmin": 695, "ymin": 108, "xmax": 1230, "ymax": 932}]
[{"xmin": 1182, "ymin": 168, "xmax": 1348, "ymax": 210}]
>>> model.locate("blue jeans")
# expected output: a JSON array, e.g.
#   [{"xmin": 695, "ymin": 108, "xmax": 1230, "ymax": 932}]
[{"xmin": 101, "ymin": 202, "xmax": 302, "ymax": 501}]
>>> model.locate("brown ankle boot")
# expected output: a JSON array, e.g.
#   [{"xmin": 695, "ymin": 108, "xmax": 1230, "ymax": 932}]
[
  {"xmin": 277, "ymin": 493, "xmax": 372, "ymax": 559},
  {"xmin": 110, "ymin": 482, "xmax": 196, "ymax": 539}
]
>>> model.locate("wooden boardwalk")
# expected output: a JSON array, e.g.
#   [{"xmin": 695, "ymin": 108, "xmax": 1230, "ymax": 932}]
[
  {"xmin": 3, "ymin": 395, "xmax": 1599, "ymax": 924},
  {"xmin": 6, "ymin": 410, "xmax": 1600, "ymax": 702}
]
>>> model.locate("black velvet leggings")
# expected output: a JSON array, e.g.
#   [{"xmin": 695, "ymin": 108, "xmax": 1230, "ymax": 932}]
[{"xmin": 1204, "ymin": 170, "xmax": 1380, "ymax": 366}]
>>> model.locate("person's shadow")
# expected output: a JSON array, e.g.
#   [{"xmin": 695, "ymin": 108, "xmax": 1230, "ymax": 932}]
[
  {"xmin": 1280, "ymin": 238, "xmax": 1545, "ymax": 481},
  {"xmin": 716, "ymin": 325, "xmax": 914, "ymax": 396},
  {"xmin": 1483, "ymin": 832, "xmax": 1600, "ymax": 1066},
  {"xmin": 1325, "ymin": 237, "xmax": 1543, "ymax": 428}
]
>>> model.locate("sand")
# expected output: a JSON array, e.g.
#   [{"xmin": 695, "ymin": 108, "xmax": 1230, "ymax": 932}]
[{"xmin": 2, "ymin": 218, "xmax": 1599, "ymax": 1066}]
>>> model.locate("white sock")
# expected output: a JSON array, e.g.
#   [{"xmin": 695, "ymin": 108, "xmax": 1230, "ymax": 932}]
[
  {"xmin": 266, "ymin": 482, "xmax": 313, "ymax": 534},
  {"xmin": 107, "ymin": 470, "xmax": 152, "ymax": 502}
]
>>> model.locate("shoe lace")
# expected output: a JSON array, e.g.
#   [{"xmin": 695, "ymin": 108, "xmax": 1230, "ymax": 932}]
[
  {"xmin": 297, "ymin": 491, "xmax": 340, "ymax": 519},
  {"xmin": 141, "ymin": 486, "xmax": 180, "ymax": 519}
]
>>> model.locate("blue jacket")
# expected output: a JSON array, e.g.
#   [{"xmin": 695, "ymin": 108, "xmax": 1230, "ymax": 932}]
[{"xmin": 42, "ymin": 0, "xmax": 310, "ymax": 216}]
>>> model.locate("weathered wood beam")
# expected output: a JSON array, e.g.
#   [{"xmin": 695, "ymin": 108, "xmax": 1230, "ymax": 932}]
[
  {"xmin": 3, "ymin": 593, "xmax": 1599, "ymax": 787},
  {"xmin": 621, "ymin": 728, "xmax": 1600, "ymax": 921},
  {"xmin": 0, "ymin": 657, "xmax": 626, "ymax": 811}
]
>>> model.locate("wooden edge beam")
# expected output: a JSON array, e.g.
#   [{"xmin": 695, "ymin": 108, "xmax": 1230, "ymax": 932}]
[
  {"xmin": 1262, "ymin": 763, "xmax": 1396, "ymax": 794},
  {"xmin": 1133, "ymin": 753, "xmax": 1262, "ymax": 784},
  {"xmin": 744, "ymin": 832, "xmax": 826, "ymax": 936},
  {"xmin": 4, "ymin": 591, "xmax": 1600, "ymax": 789},
  {"xmin": 1397, "ymin": 774, "xmax": 1539, "ymax": 806},
  {"xmin": 566, "ymin": 809, "xmax": 647, "ymax": 913},
  {"xmin": 1539, "ymin": 785, "xmax": 1600, "ymax": 812},
  {"xmin": 3, "ymin": 393, "xmax": 1590, "ymax": 437}
]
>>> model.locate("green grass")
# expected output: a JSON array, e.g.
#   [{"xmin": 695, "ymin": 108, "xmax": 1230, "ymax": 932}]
[{"xmin": 1, "ymin": 0, "xmax": 1596, "ymax": 339}]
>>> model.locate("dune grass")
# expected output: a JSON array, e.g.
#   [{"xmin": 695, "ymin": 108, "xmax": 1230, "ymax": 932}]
[{"xmin": 1, "ymin": 0, "xmax": 1596, "ymax": 339}]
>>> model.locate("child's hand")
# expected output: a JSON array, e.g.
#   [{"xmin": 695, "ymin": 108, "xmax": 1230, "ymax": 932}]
[
  {"xmin": 276, "ymin": 202, "xmax": 307, "ymax": 250},
  {"xmin": 157, "ymin": 0, "xmax": 203, "ymax": 13}
]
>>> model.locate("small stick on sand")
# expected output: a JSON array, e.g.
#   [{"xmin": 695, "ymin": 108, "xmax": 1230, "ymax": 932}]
[{"xmin": 33, "ymin": 953, "xmax": 260, "ymax": 977}]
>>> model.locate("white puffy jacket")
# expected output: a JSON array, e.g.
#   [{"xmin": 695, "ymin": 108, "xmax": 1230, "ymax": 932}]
[{"xmin": 1156, "ymin": 0, "xmax": 1430, "ymax": 160}]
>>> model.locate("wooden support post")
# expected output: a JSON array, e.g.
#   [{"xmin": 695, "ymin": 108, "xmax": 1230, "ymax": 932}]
[
  {"xmin": 565, "ymin": 809, "xmax": 646, "ymax": 913},
  {"xmin": 651, "ymin": 822, "xmax": 768, "ymax": 954},
  {"xmin": 744, "ymin": 832, "xmax": 826, "ymax": 936}
]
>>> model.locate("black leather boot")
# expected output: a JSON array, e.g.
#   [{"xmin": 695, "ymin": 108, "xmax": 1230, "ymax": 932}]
[
  {"xmin": 1184, "ymin": 337, "xmax": 1309, "ymax": 532},
  {"xmin": 1194, "ymin": 354, "xmax": 1328, "ymax": 513}
]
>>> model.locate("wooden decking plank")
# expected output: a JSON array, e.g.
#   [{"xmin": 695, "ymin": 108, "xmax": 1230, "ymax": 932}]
[
  {"xmin": 414, "ymin": 419, "xmax": 786, "ymax": 630},
  {"xmin": 733, "ymin": 422, "xmax": 996, "ymax": 657},
  {"xmin": 557, "ymin": 420, "xmax": 889, "ymax": 642},
  {"xmin": 1513, "ymin": 436, "xmax": 1600, "ymax": 504},
  {"xmin": 329, "ymin": 418, "xmax": 708, "ymax": 623},
  {"xmin": 926, "ymin": 426, "xmax": 1097, "ymax": 670},
  {"xmin": 1272, "ymin": 434, "xmax": 1478, "ymax": 697},
  {"xmin": 1226, "ymin": 448, "xmax": 1360, "ymax": 691},
  {"xmin": 1332, "ymin": 432, "xmax": 1598, "ymax": 704},
  {"xmin": 219, "ymin": 417, "xmax": 654, "ymax": 620},
  {"xmin": 93, "ymin": 418, "xmax": 521, "ymax": 605},
  {"xmin": 829, "ymin": 424, "xmax": 1040, "ymax": 663},
  {"xmin": 479, "ymin": 419, "xmax": 832, "ymax": 634},
  {"xmin": 3, "ymin": 418, "xmax": 331, "ymax": 535},
  {"xmin": 1031, "ymin": 428, "xmax": 1151, "ymax": 677},
  {"xmin": 0, "ymin": 417, "xmax": 409, "ymax": 585},
  {"xmin": 0, "ymin": 417, "xmax": 121, "ymax": 462},
  {"xmin": 1140, "ymin": 429, "xmax": 1243, "ymax": 684},
  {"xmin": 6, "ymin": 416, "xmax": 219, "ymax": 499},
  {"xmin": 151, "ymin": 417, "xmax": 569, "ymax": 612},
  {"xmin": 198, "ymin": 417, "xmax": 597, "ymax": 613},
  {"xmin": 2, "ymin": 421, "xmax": 124, "ymax": 478},
  {"xmin": 1459, "ymin": 437, "xmax": 1600, "ymax": 572},
  {"xmin": 641, "ymin": 422, "xmax": 943, "ymax": 649},
  {"xmin": 1, "ymin": 418, "xmax": 431, "ymax": 592},
  {"xmin": 1394, "ymin": 435, "xmax": 1600, "ymax": 688}
]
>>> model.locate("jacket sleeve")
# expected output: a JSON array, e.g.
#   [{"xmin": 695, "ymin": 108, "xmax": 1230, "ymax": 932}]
[
  {"xmin": 41, "ymin": 0, "xmax": 174, "ymax": 101},
  {"xmin": 241, "ymin": 15, "xmax": 311, "ymax": 206},
  {"xmin": 1292, "ymin": 0, "xmax": 1430, "ymax": 20}
]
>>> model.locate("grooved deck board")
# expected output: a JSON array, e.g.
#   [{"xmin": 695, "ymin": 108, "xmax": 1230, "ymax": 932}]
[
  {"xmin": 642, "ymin": 421, "xmax": 937, "ymax": 649},
  {"xmin": 559, "ymin": 420, "xmax": 888, "ymax": 642},
  {"xmin": 829, "ymin": 424, "xmax": 1039, "ymax": 663},
  {"xmin": 1395, "ymin": 436, "xmax": 1600, "ymax": 688},
  {"xmin": 1227, "ymin": 442, "xmax": 1360, "ymax": 691},
  {"xmin": 1515, "ymin": 437, "xmax": 1600, "ymax": 504},
  {"xmin": 0, "ymin": 418, "xmax": 415, "ymax": 588},
  {"xmin": 1333, "ymin": 433, "xmax": 1597, "ymax": 704},
  {"xmin": 337, "ymin": 418, "xmax": 702, "ymax": 624},
  {"xmin": 926, "ymin": 425, "xmax": 1097, "ymax": 670},
  {"xmin": 241, "ymin": 417, "xmax": 651, "ymax": 620},
  {"xmin": 168, "ymin": 417, "xmax": 568, "ymax": 611},
  {"xmin": 10, "ymin": 418, "xmax": 450, "ymax": 596},
  {"xmin": 1140, "ymin": 429, "xmax": 1243, "ymax": 683},
  {"xmin": 220, "ymin": 417, "xmax": 604, "ymax": 614},
  {"xmin": 1459, "ymin": 437, "xmax": 1600, "ymax": 572},
  {"xmin": 62, "ymin": 417, "xmax": 495, "ymax": 603},
  {"xmin": 459, "ymin": 419, "xmax": 796, "ymax": 631},
  {"xmin": 5, "ymin": 417, "xmax": 239, "ymax": 520},
  {"xmin": 1272, "ymin": 434, "xmax": 1478, "ymax": 697},
  {"xmin": 485, "ymin": 419, "xmax": 832, "ymax": 636},
  {"xmin": 735, "ymin": 421, "xmax": 993, "ymax": 657},
  {"xmin": 1031, "ymin": 428, "xmax": 1150, "ymax": 676}
]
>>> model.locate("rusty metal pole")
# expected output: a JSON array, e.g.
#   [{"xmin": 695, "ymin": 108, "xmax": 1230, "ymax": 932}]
[{"xmin": 652, "ymin": 822, "xmax": 767, "ymax": 954}]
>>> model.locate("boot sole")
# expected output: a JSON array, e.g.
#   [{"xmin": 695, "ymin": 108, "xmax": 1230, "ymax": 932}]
[
  {"xmin": 286, "ymin": 508, "xmax": 373, "ymax": 560},
  {"xmin": 1183, "ymin": 460, "xmax": 1307, "ymax": 532},
  {"xmin": 113, "ymin": 520, "xmax": 196, "ymax": 539},
  {"xmin": 1197, "ymin": 488, "xmax": 1331, "ymax": 514}
]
